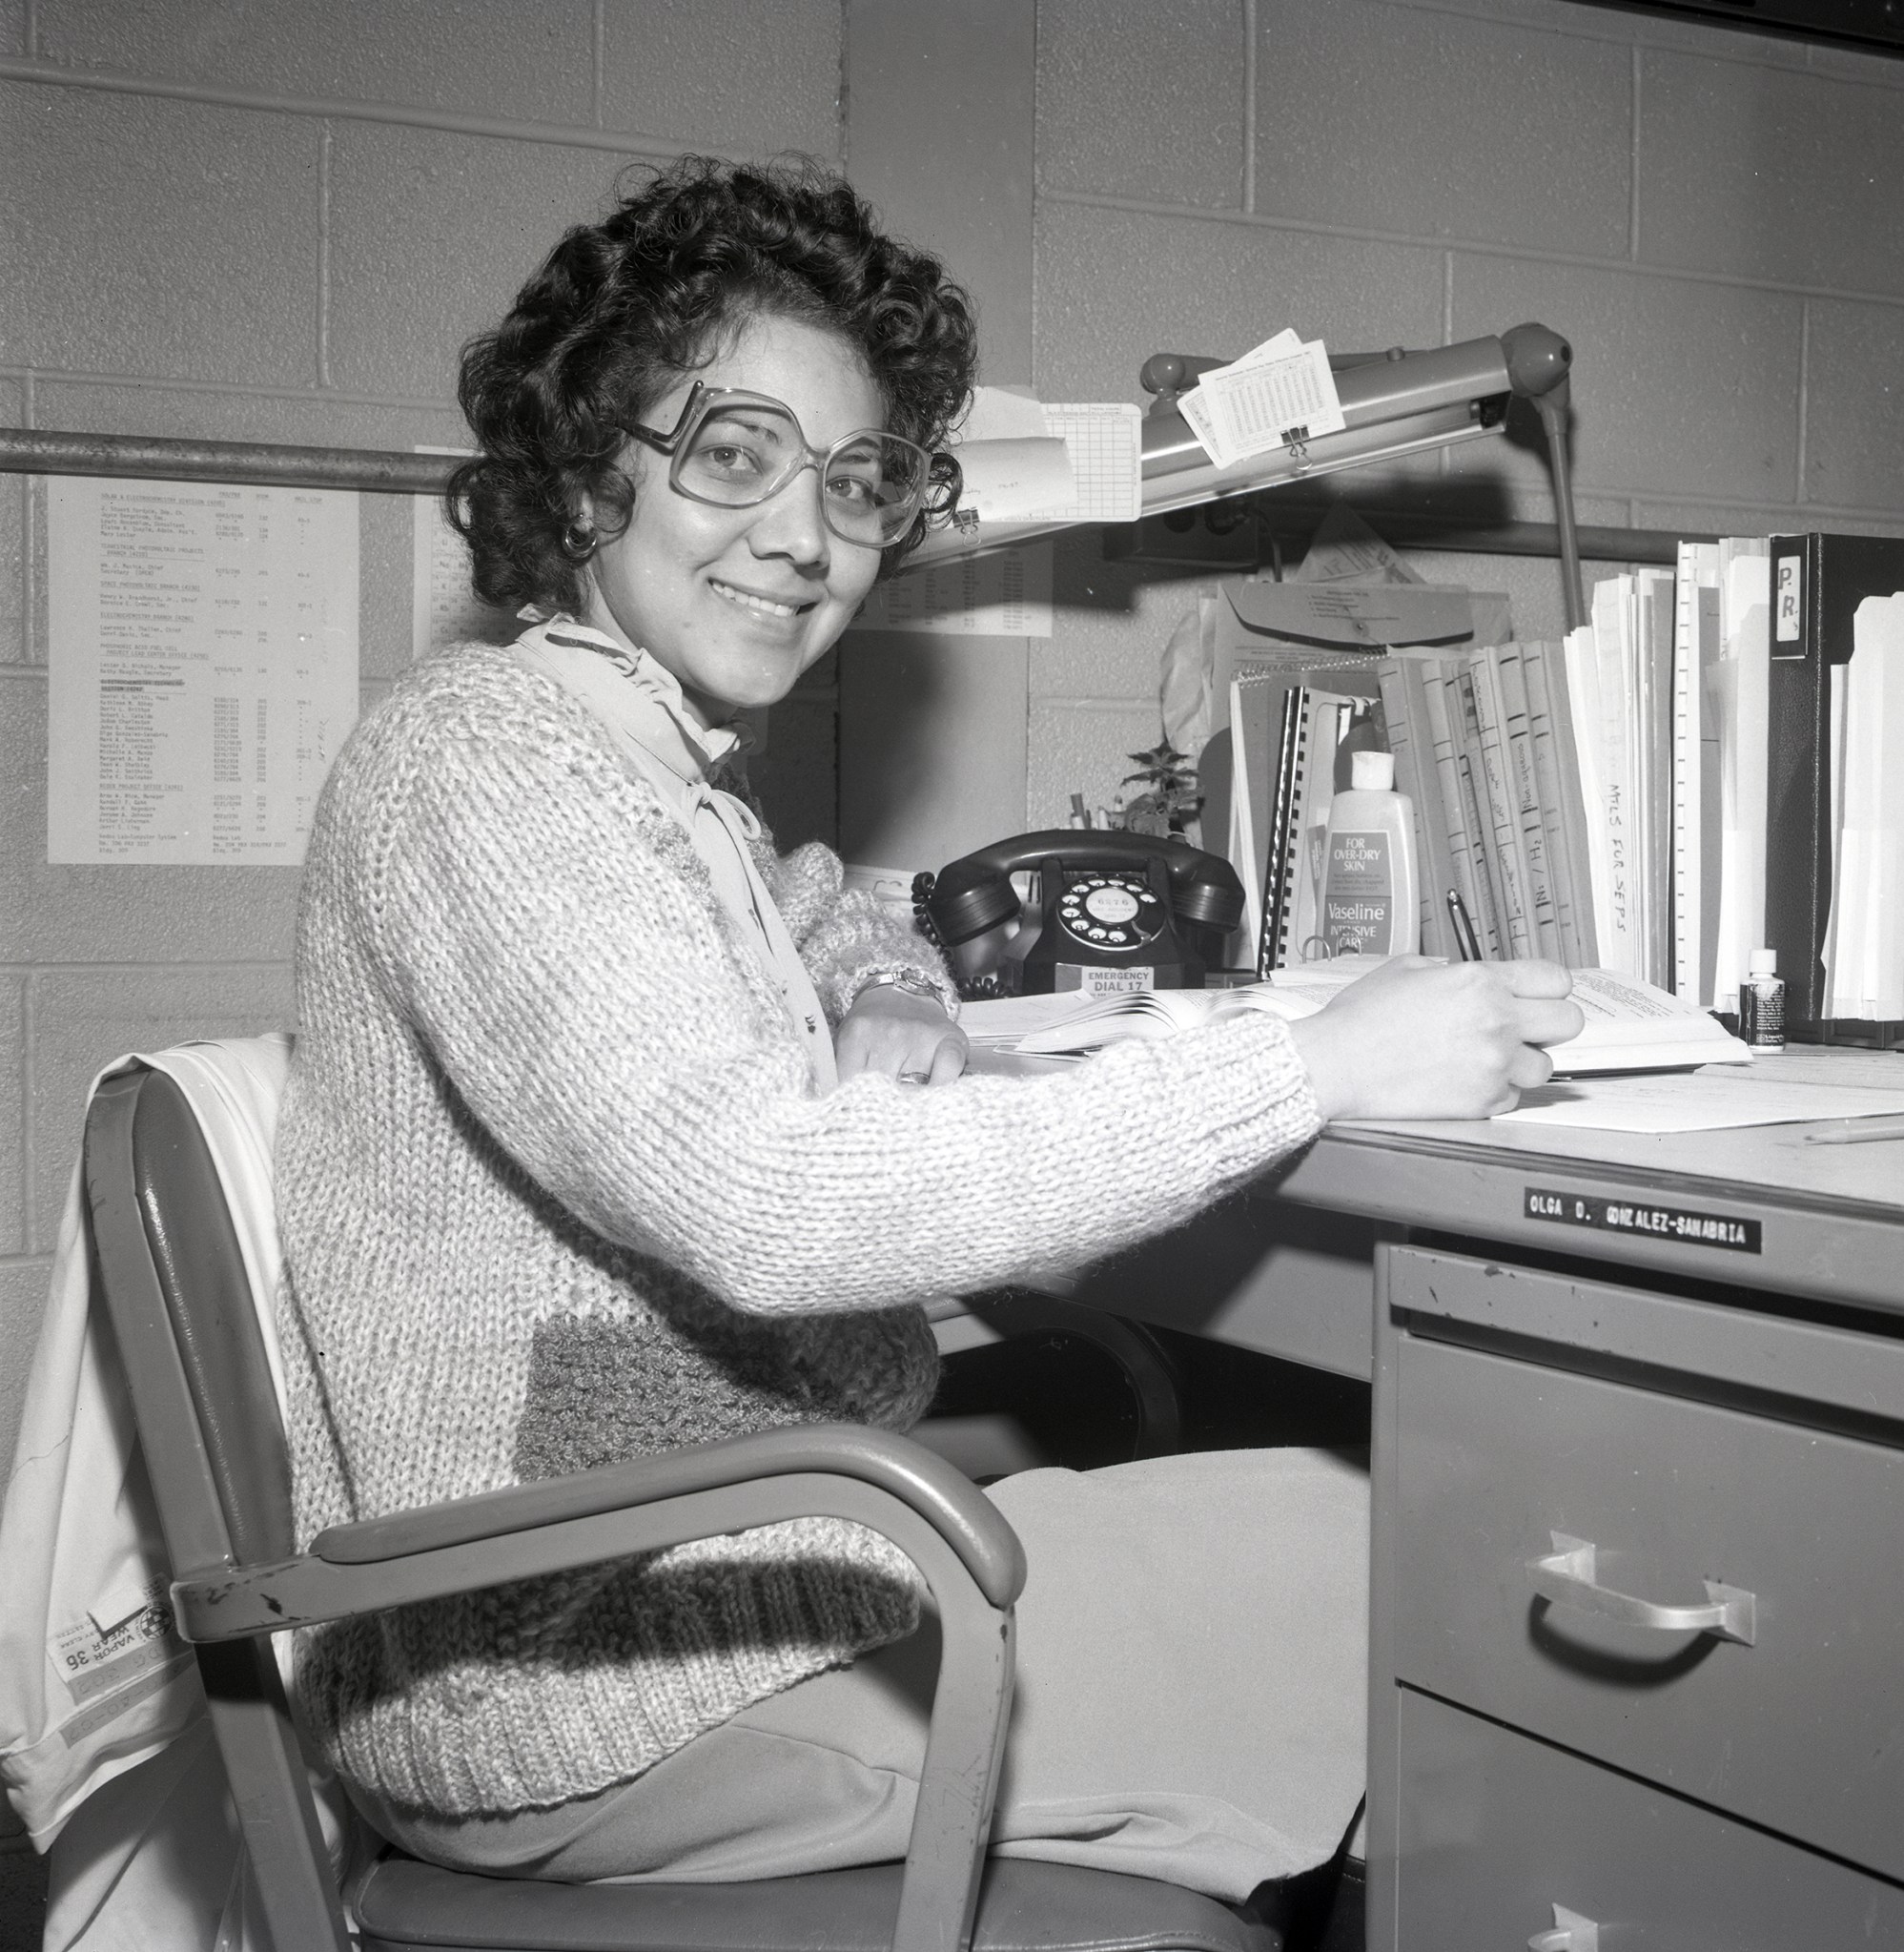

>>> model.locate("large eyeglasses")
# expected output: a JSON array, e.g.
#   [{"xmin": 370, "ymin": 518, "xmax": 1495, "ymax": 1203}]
[{"xmin": 626, "ymin": 385, "xmax": 932, "ymax": 549}]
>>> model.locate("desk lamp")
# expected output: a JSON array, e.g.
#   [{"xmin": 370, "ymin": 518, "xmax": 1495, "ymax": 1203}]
[
  {"xmin": 919, "ymin": 322, "xmax": 1585, "ymax": 630},
  {"xmin": 0, "ymin": 328, "xmax": 1580, "ymax": 622}
]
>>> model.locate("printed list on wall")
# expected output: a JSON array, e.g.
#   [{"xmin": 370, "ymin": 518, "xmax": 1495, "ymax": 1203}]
[
  {"xmin": 411, "ymin": 456, "xmax": 518, "ymax": 663},
  {"xmin": 48, "ymin": 479, "xmax": 359, "ymax": 865}
]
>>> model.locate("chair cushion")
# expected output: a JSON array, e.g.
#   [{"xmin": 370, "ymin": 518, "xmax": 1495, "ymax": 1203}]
[{"xmin": 353, "ymin": 1853, "xmax": 1280, "ymax": 1952}]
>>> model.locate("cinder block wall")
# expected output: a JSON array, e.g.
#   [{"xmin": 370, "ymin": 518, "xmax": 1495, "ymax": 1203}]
[{"xmin": 1027, "ymin": 0, "xmax": 1904, "ymax": 825}]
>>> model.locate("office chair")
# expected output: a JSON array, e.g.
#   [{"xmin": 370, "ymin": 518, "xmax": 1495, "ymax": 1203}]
[
  {"xmin": 919, "ymin": 1287, "xmax": 1184, "ymax": 1476},
  {"xmin": 83, "ymin": 1057, "xmax": 1291, "ymax": 1952}
]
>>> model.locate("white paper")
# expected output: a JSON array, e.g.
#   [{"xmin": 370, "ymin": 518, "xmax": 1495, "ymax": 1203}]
[
  {"xmin": 949, "ymin": 393, "xmax": 1140, "ymax": 527},
  {"xmin": 1634, "ymin": 565, "xmax": 1674, "ymax": 987},
  {"xmin": 1823, "ymin": 657, "xmax": 1853, "ymax": 1018},
  {"xmin": 1587, "ymin": 575, "xmax": 1640, "ymax": 977},
  {"xmin": 1177, "ymin": 329, "xmax": 1301, "ymax": 461},
  {"xmin": 1229, "ymin": 675, "xmax": 1264, "ymax": 957},
  {"xmin": 952, "ymin": 436, "xmax": 1075, "ymax": 524},
  {"xmin": 1670, "ymin": 542, "xmax": 1720, "ymax": 1004},
  {"xmin": 1827, "ymin": 594, "xmax": 1904, "ymax": 1019},
  {"xmin": 1160, "ymin": 595, "xmax": 1218, "ymax": 761},
  {"xmin": 1498, "ymin": 1071, "xmax": 1904, "ymax": 1133},
  {"xmin": 48, "ymin": 478, "xmax": 358, "ymax": 865},
  {"xmin": 1027, "ymin": 402, "xmax": 1143, "ymax": 524},
  {"xmin": 959, "ymin": 385, "xmax": 1051, "ymax": 444},
  {"xmin": 1561, "ymin": 621, "xmax": 1611, "ymax": 978},
  {"xmin": 1712, "ymin": 545, "xmax": 1770, "ymax": 1015},
  {"xmin": 1293, "ymin": 503, "xmax": 1423, "ymax": 586},
  {"xmin": 1542, "ymin": 965, "xmax": 1749, "ymax": 1073},
  {"xmin": 1179, "ymin": 333, "xmax": 1345, "ymax": 471},
  {"xmin": 847, "ymin": 542, "xmax": 1053, "ymax": 636}
]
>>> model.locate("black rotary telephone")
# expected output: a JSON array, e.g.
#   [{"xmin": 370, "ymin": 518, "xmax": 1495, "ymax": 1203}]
[{"xmin": 914, "ymin": 831, "xmax": 1245, "ymax": 1000}]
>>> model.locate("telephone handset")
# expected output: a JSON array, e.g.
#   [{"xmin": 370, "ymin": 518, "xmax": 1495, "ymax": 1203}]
[{"xmin": 915, "ymin": 831, "xmax": 1245, "ymax": 999}]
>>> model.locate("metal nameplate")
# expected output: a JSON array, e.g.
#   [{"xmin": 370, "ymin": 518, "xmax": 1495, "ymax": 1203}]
[{"xmin": 1524, "ymin": 1186, "xmax": 1761, "ymax": 1254}]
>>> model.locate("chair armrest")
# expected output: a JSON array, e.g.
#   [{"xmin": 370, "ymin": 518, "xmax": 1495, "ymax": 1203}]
[
  {"xmin": 172, "ymin": 1422, "xmax": 1025, "ymax": 1640},
  {"xmin": 314, "ymin": 1422, "xmax": 1017, "ymax": 1589},
  {"xmin": 174, "ymin": 1425, "xmax": 1025, "ymax": 1952}
]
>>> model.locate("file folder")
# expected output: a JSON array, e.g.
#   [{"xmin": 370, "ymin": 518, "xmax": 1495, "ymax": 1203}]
[{"xmin": 1767, "ymin": 533, "xmax": 1904, "ymax": 1033}]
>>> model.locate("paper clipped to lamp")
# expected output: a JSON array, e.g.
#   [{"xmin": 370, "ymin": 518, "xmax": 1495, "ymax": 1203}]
[
  {"xmin": 950, "ymin": 386, "xmax": 1142, "ymax": 525},
  {"xmin": 1178, "ymin": 331, "xmax": 1347, "ymax": 472}
]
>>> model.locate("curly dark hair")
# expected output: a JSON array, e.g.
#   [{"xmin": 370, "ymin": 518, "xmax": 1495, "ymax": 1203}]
[{"xmin": 447, "ymin": 155, "xmax": 977, "ymax": 614}]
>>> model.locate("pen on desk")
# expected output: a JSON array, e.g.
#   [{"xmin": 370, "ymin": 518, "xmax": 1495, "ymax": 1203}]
[
  {"xmin": 1803, "ymin": 1114, "xmax": 1904, "ymax": 1145},
  {"xmin": 1446, "ymin": 888, "xmax": 1484, "ymax": 963}
]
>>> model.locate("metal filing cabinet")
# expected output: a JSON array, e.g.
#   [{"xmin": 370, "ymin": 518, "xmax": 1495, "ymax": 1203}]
[{"xmin": 1370, "ymin": 1243, "xmax": 1904, "ymax": 1950}]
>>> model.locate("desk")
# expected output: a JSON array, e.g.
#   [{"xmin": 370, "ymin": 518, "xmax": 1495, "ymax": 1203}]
[{"xmin": 1061, "ymin": 1049, "xmax": 1904, "ymax": 1950}]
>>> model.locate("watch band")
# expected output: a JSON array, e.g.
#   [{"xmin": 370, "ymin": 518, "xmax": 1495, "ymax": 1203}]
[{"xmin": 848, "ymin": 967, "xmax": 959, "ymax": 1018}]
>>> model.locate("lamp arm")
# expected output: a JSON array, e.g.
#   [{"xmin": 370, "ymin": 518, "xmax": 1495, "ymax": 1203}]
[
  {"xmin": 1501, "ymin": 322, "xmax": 1585, "ymax": 631},
  {"xmin": 916, "ymin": 324, "xmax": 1582, "ymax": 634}
]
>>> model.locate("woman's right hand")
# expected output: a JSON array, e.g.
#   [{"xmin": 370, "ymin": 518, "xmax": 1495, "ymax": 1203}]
[{"xmin": 1285, "ymin": 956, "xmax": 1584, "ymax": 1122}]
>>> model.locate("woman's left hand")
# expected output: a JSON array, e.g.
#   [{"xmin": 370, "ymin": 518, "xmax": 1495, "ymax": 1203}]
[{"xmin": 836, "ymin": 985, "xmax": 968, "ymax": 1085}]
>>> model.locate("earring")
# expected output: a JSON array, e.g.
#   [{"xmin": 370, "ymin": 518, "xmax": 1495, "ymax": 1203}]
[{"xmin": 560, "ymin": 521, "xmax": 598, "ymax": 563}]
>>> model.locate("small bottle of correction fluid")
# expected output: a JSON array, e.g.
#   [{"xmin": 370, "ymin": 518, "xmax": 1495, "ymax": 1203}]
[
  {"xmin": 1739, "ymin": 948, "xmax": 1785, "ymax": 1052},
  {"xmin": 1321, "ymin": 750, "xmax": 1419, "ymax": 958}
]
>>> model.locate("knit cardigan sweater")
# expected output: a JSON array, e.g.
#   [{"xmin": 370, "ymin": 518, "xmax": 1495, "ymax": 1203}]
[{"xmin": 276, "ymin": 642, "xmax": 1324, "ymax": 1819}]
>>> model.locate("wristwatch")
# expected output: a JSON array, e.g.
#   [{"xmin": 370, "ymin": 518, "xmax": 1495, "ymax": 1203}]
[{"xmin": 849, "ymin": 968, "xmax": 957, "ymax": 1017}]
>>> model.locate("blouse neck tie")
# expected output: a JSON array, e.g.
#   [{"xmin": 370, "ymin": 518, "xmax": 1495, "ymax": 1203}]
[{"xmin": 510, "ymin": 617, "xmax": 839, "ymax": 1093}]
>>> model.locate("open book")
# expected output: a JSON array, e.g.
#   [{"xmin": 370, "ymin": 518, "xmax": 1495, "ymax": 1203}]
[
  {"xmin": 959, "ymin": 963, "xmax": 1750, "ymax": 1076},
  {"xmin": 961, "ymin": 983, "xmax": 1306, "ymax": 1062}
]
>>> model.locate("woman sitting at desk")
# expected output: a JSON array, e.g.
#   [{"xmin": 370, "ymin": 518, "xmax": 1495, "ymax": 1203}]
[{"xmin": 275, "ymin": 156, "xmax": 1580, "ymax": 1907}]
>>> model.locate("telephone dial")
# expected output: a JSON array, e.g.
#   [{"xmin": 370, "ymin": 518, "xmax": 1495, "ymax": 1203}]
[{"xmin": 914, "ymin": 832, "xmax": 1245, "ymax": 1000}]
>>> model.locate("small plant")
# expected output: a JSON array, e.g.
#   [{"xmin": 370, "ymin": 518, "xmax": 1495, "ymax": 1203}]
[{"xmin": 1116, "ymin": 740, "xmax": 1202, "ymax": 837}]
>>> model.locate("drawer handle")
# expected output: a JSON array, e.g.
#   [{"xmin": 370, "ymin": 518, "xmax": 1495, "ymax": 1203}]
[
  {"xmin": 1529, "ymin": 1903, "xmax": 1599, "ymax": 1951},
  {"xmin": 1527, "ymin": 1533, "xmax": 1756, "ymax": 1646}
]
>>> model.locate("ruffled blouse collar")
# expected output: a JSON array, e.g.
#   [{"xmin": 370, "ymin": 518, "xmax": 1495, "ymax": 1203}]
[{"xmin": 515, "ymin": 611, "xmax": 749, "ymax": 786}]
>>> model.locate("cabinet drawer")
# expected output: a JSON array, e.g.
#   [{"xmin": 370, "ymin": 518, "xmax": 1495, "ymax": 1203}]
[
  {"xmin": 1396, "ymin": 1689, "xmax": 1904, "ymax": 1952},
  {"xmin": 1392, "ymin": 1327, "xmax": 1904, "ymax": 1880}
]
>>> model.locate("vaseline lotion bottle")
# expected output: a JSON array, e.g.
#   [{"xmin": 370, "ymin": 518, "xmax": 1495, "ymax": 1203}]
[{"xmin": 1321, "ymin": 750, "xmax": 1419, "ymax": 957}]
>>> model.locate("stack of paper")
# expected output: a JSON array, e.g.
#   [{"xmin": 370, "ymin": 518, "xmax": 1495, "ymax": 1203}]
[
  {"xmin": 1177, "ymin": 331, "xmax": 1346, "ymax": 471},
  {"xmin": 1824, "ymin": 594, "xmax": 1904, "ymax": 1021},
  {"xmin": 1500, "ymin": 1071, "xmax": 1904, "ymax": 1133},
  {"xmin": 1669, "ymin": 542, "xmax": 1723, "ymax": 1007},
  {"xmin": 1710, "ymin": 545, "xmax": 1771, "ymax": 1017},
  {"xmin": 949, "ymin": 385, "xmax": 1142, "ymax": 526}
]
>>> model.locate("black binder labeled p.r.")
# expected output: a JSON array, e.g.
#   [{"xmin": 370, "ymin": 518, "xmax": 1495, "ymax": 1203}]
[{"xmin": 1767, "ymin": 532, "xmax": 1904, "ymax": 1033}]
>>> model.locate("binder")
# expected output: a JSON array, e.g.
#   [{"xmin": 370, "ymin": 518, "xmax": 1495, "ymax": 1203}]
[
  {"xmin": 1284, "ymin": 692, "xmax": 1359, "ymax": 965},
  {"xmin": 1491, "ymin": 645, "xmax": 1563, "ymax": 960},
  {"xmin": 1227, "ymin": 671, "xmax": 1288, "ymax": 958},
  {"xmin": 1377, "ymin": 659, "xmax": 1454, "ymax": 959},
  {"xmin": 1464, "ymin": 655, "xmax": 1535, "ymax": 958},
  {"xmin": 1766, "ymin": 533, "xmax": 1904, "ymax": 1032},
  {"xmin": 1259, "ymin": 687, "xmax": 1311, "ymax": 974},
  {"xmin": 1520, "ymin": 640, "xmax": 1597, "ymax": 967},
  {"xmin": 1420, "ymin": 656, "xmax": 1494, "ymax": 959},
  {"xmin": 1435, "ymin": 664, "xmax": 1506, "ymax": 958}
]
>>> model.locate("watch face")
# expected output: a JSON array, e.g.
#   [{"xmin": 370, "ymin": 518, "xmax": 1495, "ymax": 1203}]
[{"xmin": 1056, "ymin": 872, "xmax": 1166, "ymax": 952}]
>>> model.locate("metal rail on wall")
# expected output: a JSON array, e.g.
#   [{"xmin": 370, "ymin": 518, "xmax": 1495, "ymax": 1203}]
[
  {"xmin": 0, "ymin": 427, "xmax": 456, "ymax": 497},
  {"xmin": 0, "ymin": 422, "xmax": 1690, "ymax": 568}
]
